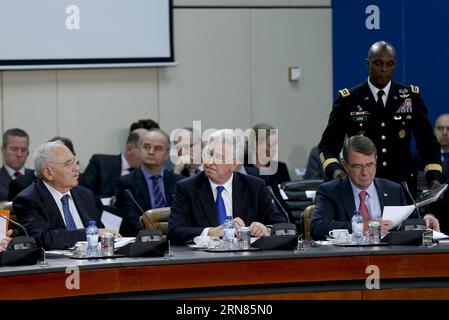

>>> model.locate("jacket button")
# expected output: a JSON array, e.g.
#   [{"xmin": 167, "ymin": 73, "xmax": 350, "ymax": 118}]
[{"xmin": 383, "ymin": 161, "xmax": 387, "ymax": 166}]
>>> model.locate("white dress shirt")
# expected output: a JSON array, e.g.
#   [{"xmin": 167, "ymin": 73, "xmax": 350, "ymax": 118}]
[{"xmin": 368, "ymin": 77, "xmax": 391, "ymax": 107}]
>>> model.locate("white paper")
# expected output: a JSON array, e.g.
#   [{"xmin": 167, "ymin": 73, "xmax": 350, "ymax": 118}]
[
  {"xmin": 114, "ymin": 237, "xmax": 135, "ymax": 249},
  {"xmin": 433, "ymin": 230, "xmax": 449, "ymax": 240},
  {"xmin": 382, "ymin": 205, "xmax": 415, "ymax": 230},
  {"xmin": 0, "ymin": 218, "xmax": 6, "ymax": 239},
  {"xmin": 305, "ymin": 190, "xmax": 316, "ymax": 200},
  {"xmin": 101, "ymin": 211, "xmax": 122, "ymax": 232},
  {"xmin": 100, "ymin": 197, "xmax": 114, "ymax": 206}
]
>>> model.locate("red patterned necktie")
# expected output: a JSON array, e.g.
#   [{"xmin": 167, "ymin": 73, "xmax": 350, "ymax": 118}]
[
  {"xmin": 358, "ymin": 191, "xmax": 371, "ymax": 221},
  {"xmin": 13, "ymin": 171, "xmax": 22, "ymax": 178}
]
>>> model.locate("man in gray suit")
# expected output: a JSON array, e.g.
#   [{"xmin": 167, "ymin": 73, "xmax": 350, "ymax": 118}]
[{"xmin": 0, "ymin": 128, "xmax": 34, "ymax": 201}]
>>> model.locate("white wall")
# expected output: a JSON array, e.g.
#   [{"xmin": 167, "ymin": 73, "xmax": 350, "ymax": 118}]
[{"xmin": 0, "ymin": 0, "xmax": 332, "ymax": 178}]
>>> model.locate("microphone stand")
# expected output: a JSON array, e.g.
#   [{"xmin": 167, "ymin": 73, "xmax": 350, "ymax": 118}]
[{"xmin": 267, "ymin": 186, "xmax": 291, "ymax": 223}]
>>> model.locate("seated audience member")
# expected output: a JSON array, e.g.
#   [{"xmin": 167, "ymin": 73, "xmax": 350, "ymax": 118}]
[
  {"xmin": 0, "ymin": 128, "xmax": 34, "ymax": 201},
  {"xmin": 0, "ymin": 230, "xmax": 12, "ymax": 251},
  {"xmin": 129, "ymin": 118, "xmax": 160, "ymax": 132},
  {"xmin": 246, "ymin": 123, "xmax": 290, "ymax": 185},
  {"xmin": 310, "ymin": 135, "xmax": 439, "ymax": 240},
  {"xmin": 304, "ymin": 145, "xmax": 325, "ymax": 180},
  {"xmin": 168, "ymin": 129, "xmax": 288, "ymax": 245},
  {"xmin": 171, "ymin": 127, "xmax": 203, "ymax": 177},
  {"xmin": 8, "ymin": 136, "xmax": 76, "ymax": 201},
  {"xmin": 115, "ymin": 129, "xmax": 184, "ymax": 236},
  {"xmin": 80, "ymin": 129, "xmax": 148, "ymax": 198},
  {"xmin": 13, "ymin": 141, "xmax": 120, "ymax": 250},
  {"xmin": 434, "ymin": 113, "xmax": 449, "ymax": 181}
]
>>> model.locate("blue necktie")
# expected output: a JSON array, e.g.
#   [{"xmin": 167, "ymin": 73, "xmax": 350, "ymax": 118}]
[
  {"xmin": 151, "ymin": 175, "xmax": 166, "ymax": 208},
  {"xmin": 216, "ymin": 186, "xmax": 227, "ymax": 225},
  {"xmin": 61, "ymin": 194, "xmax": 77, "ymax": 231}
]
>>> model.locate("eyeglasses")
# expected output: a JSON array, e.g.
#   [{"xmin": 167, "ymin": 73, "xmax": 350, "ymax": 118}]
[
  {"xmin": 52, "ymin": 158, "xmax": 80, "ymax": 168},
  {"xmin": 347, "ymin": 161, "xmax": 376, "ymax": 170}
]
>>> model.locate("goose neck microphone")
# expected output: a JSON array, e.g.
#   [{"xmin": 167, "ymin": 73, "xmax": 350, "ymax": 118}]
[
  {"xmin": 267, "ymin": 185, "xmax": 290, "ymax": 223},
  {"xmin": 124, "ymin": 189, "xmax": 145, "ymax": 214},
  {"xmin": 402, "ymin": 181, "xmax": 422, "ymax": 220}
]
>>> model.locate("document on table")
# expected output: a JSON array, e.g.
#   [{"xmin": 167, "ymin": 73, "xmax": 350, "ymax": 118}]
[
  {"xmin": 433, "ymin": 230, "xmax": 449, "ymax": 240},
  {"xmin": 114, "ymin": 237, "xmax": 135, "ymax": 249},
  {"xmin": 101, "ymin": 211, "xmax": 122, "ymax": 232},
  {"xmin": 382, "ymin": 205, "xmax": 415, "ymax": 230}
]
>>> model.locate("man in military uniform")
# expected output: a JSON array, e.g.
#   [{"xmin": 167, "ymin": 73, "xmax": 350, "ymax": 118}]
[{"xmin": 318, "ymin": 41, "xmax": 443, "ymax": 196}]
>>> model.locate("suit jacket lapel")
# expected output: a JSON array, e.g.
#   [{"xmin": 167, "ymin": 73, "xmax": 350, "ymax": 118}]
[
  {"xmin": 36, "ymin": 180, "xmax": 66, "ymax": 228},
  {"xmin": 70, "ymin": 188, "xmax": 96, "ymax": 227},
  {"xmin": 0, "ymin": 167, "xmax": 12, "ymax": 189},
  {"xmin": 232, "ymin": 173, "xmax": 246, "ymax": 222},
  {"xmin": 197, "ymin": 173, "xmax": 218, "ymax": 226},
  {"xmin": 114, "ymin": 154, "xmax": 123, "ymax": 177},
  {"xmin": 163, "ymin": 170, "xmax": 174, "ymax": 205},
  {"xmin": 374, "ymin": 179, "xmax": 387, "ymax": 216},
  {"xmin": 340, "ymin": 177, "xmax": 357, "ymax": 220},
  {"xmin": 385, "ymin": 82, "xmax": 401, "ymax": 115},
  {"xmin": 135, "ymin": 170, "xmax": 152, "ymax": 210}
]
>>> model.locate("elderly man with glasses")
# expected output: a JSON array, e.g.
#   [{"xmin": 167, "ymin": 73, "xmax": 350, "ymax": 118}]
[
  {"xmin": 310, "ymin": 135, "xmax": 439, "ymax": 240},
  {"xmin": 168, "ymin": 129, "xmax": 287, "ymax": 245},
  {"xmin": 12, "ymin": 141, "xmax": 120, "ymax": 250}
]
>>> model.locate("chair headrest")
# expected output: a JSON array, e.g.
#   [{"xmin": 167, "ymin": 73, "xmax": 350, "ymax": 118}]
[{"xmin": 281, "ymin": 179, "xmax": 323, "ymax": 191}]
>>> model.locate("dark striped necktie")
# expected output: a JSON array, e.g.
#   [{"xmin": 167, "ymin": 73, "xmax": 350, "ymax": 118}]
[
  {"xmin": 61, "ymin": 194, "xmax": 77, "ymax": 231},
  {"xmin": 150, "ymin": 175, "xmax": 166, "ymax": 208}
]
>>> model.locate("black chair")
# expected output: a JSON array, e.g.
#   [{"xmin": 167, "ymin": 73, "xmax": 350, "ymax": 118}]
[{"xmin": 279, "ymin": 179, "xmax": 323, "ymax": 234}]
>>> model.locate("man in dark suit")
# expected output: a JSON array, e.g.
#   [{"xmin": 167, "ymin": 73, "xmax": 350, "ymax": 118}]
[
  {"xmin": 304, "ymin": 146, "xmax": 325, "ymax": 180},
  {"xmin": 0, "ymin": 128, "xmax": 34, "ymax": 201},
  {"xmin": 247, "ymin": 123, "xmax": 291, "ymax": 185},
  {"xmin": 434, "ymin": 113, "xmax": 449, "ymax": 181},
  {"xmin": 115, "ymin": 129, "xmax": 184, "ymax": 236},
  {"xmin": 310, "ymin": 135, "xmax": 440, "ymax": 240},
  {"xmin": 171, "ymin": 127, "xmax": 203, "ymax": 177},
  {"xmin": 7, "ymin": 136, "xmax": 77, "ymax": 201},
  {"xmin": 80, "ymin": 129, "xmax": 148, "ymax": 197},
  {"xmin": 168, "ymin": 129, "xmax": 287, "ymax": 245},
  {"xmin": 13, "ymin": 141, "xmax": 119, "ymax": 250},
  {"xmin": 318, "ymin": 41, "xmax": 443, "ymax": 196}
]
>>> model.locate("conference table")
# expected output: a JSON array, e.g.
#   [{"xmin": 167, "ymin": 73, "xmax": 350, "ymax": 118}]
[{"xmin": 1, "ymin": 243, "xmax": 449, "ymax": 300}]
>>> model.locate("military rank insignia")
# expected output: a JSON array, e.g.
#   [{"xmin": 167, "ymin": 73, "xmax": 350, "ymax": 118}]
[{"xmin": 339, "ymin": 88, "xmax": 350, "ymax": 97}]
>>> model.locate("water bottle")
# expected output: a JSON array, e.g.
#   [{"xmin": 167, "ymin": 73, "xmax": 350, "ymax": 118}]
[
  {"xmin": 86, "ymin": 221, "xmax": 99, "ymax": 257},
  {"xmin": 223, "ymin": 215, "xmax": 235, "ymax": 249},
  {"xmin": 351, "ymin": 210, "xmax": 364, "ymax": 244}
]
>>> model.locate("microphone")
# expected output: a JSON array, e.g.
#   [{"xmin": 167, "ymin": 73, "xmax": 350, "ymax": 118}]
[
  {"xmin": 0, "ymin": 214, "xmax": 29, "ymax": 238},
  {"xmin": 125, "ymin": 189, "xmax": 145, "ymax": 214},
  {"xmin": 267, "ymin": 186, "xmax": 290, "ymax": 223},
  {"xmin": 0, "ymin": 215, "xmax": 36, "ymax": 250},
  {"xmin": 402, "ymin": 182, "xmax": 421, "ymax": 220}
]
